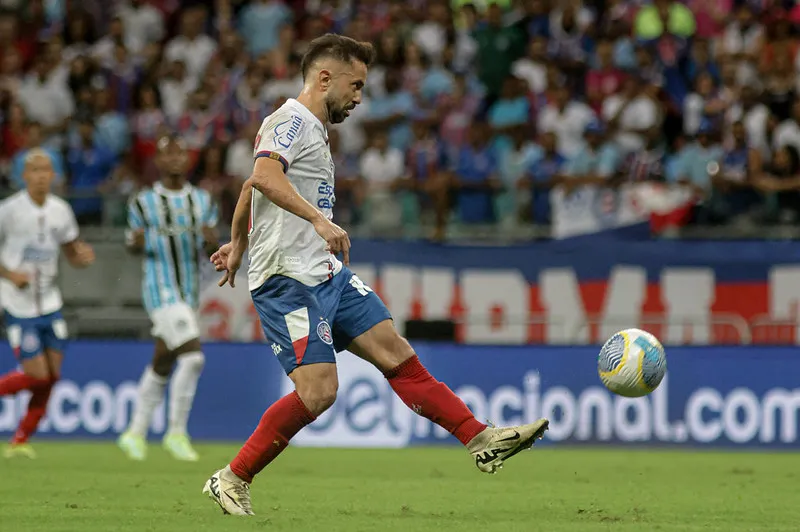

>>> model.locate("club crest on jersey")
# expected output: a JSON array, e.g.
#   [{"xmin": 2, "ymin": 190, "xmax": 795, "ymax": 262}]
[
  {"xmin": 273, "ymin": 115, "xmax": 303, "ymax": 149},
  {"xmin": 22, "ymin": 332, "xmax": 40, "ymax": 353},
  {"xmin": 317, "ymin": 320, "xmax": 333, "ymax": 345}
]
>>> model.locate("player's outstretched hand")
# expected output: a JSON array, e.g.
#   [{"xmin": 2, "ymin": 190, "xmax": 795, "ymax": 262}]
[
  {"xmin": 313, "ymin": 217, "xmax": 351, "ymax": 265},
  {"xmin": 210, "ymin": 242, "xmax": 231, "ymax": 272},
  {"xmin": 211, "ymin": 242, "xmax": 244, "ymax": 288}
]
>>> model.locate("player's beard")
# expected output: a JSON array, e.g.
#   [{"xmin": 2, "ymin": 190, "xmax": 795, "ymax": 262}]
[{"xmin": 326, "ymin": 95, "xmax": 351, "ymax": 124}]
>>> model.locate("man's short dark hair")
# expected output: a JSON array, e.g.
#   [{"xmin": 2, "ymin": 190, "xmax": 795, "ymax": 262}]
[{"xmin": 300, "ymin": 33, "xmax": 376, "ymax": 81}]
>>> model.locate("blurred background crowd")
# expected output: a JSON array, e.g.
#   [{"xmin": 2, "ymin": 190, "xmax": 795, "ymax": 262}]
[{"xmin": 2, "ymin": 0, "xmax": 800, "ymax": 240}]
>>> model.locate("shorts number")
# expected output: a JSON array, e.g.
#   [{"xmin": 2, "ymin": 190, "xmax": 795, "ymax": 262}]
[{"xmin": 349, "ymin": 275, "xmax": 373, "ymax": 297}]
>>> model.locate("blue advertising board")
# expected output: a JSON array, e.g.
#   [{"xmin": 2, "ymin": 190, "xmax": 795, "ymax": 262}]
[{"xmin": 0, "ymin": 341, "xmax": 797, "ymax": 448}]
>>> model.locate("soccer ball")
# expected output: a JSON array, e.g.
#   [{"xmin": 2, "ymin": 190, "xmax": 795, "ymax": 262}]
[{"xmin": 598, "ymin": 328, "xmax": 667, "ymax": 398}]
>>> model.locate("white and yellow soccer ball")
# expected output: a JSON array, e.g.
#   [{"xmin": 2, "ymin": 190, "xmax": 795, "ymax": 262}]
[{"xmin": 598, "ymin": 328, "xmax": 667, "ymax": 398}]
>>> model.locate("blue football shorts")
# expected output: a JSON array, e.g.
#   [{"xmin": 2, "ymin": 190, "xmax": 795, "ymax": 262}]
[
  {"xmin": 251, "ymin": 266, "xmax": 392, "ymax": 375},
  {"xmin": 5, "ymin": 310, "xmax": 69, "ymax": 361}
]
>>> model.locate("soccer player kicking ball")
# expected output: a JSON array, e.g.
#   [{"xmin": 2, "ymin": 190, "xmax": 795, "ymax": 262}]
[
  {"xmin": 117, "ymin": 136, "xmax": 218, "ymax": 462},
  {"xmin": 203, "ymin": 34, "xmax": 549, "ymax": 516},
  {"xmin": 0, "ymin": 149, "xmax": 95, "ymax": 458}
]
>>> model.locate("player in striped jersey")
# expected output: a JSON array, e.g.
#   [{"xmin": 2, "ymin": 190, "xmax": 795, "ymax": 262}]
[{"xmin": 117, "ymin": 135, "xmax": 219, "ymax": 462}]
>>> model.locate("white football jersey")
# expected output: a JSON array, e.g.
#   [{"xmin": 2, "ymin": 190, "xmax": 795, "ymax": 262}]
[
  {"xmin": 248, "ymin": 98, "xmax": 342, "ymax": 290},
  {"xmin": 0, "ymin": 191, "xmax": 79, "ymax": 318}
]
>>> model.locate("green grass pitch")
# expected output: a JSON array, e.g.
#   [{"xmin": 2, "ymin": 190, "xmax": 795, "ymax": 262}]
[{"xmin": 1, "ymin": 443, "xmax": 798, "ymax": 531}]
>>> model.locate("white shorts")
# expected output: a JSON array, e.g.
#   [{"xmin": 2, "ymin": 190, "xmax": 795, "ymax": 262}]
[{"xmin": 149, "ymin": 302, "xmax": 200, "ymax": 351}]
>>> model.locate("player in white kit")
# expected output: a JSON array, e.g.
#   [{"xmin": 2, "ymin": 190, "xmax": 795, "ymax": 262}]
[
  {"xmin": 202, "ymin": 34, "xmax": 548, "ymax": 516},
  {"xmin": 0, "ymin": 149, "xmax": 95, "ymax": 458}
]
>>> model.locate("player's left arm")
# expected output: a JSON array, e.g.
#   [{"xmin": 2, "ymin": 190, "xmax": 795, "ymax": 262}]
[{"xmin": 58, "ymin": 204, "xmax": 95, "ymax": 268}]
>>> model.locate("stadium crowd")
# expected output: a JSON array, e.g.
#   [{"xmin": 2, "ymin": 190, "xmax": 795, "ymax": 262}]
[{"xmin": 1, "ymin": 0, "xmax": 800, "ymax": 238}]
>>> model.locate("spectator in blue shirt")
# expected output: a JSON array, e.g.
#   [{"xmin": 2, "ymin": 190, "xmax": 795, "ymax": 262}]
[
  {"xmin": 562, "ymin": 120, "xmax": 622, "ymax": 194},
  {"xmin": 685, "ymin": 39, "xmax": 720, "ymax": 87},
  {"xmin": 10, "ymin": 121, "xmax": 66, "ymax": 193},
  {"xmin": 709, "ymin": 120, "xmax": 761, "ymax": 222},
  {"xmin": 488, "ymin": 76, "xmax": 532, "ymax": 152},
  {"xmin": 399, "ymin": 115, "xmax": 451, "ymax": 240},
  {"xmin": 450, "ymin": 122, "xmax": 500, "ymax": 224},
  {"xmin": 522, "ymin": 0, "xmax": 550, "ymax": 38},
  {"xmin": 520, "ymin": 131, "xmax": 566, "ymax": 224},
  {"xmin": 237, "ymin": 0, "xmax": 293, "ymax": 57},
  {"xmin": 667, "ymin": 119, "xmax": 724, "ymax": 196},
  {"xmin": 419, "ymin": 63, "xmax": 455, "ymax": 105},
  {"xmin": 92, "ymin": 87, "xmax": 131, "ymax": 158},
  {"xmin": 496, "ymin": 125, "xmax": 538, "ymax": 224},
  {"xmin": 67, "ymin": 115, "xmax": 118, "ymax": 225},
  {"xmin": 363, "ymin": 68, "xmax": 415, "ymax": 153}
]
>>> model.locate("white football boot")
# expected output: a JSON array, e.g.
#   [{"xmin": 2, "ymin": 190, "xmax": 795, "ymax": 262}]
[
  {"xmin": 203, "ymin": 466, "xmax": 255, "ymax": 516},
  {"xmin": 467, "ymin": 418, "xmax": 549, "ymax": 474}
]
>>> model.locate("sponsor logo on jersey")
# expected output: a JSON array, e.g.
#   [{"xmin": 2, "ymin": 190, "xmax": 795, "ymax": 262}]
[
  {"xmin": 317, "ymin": 181, "xmax": 335, "ymax": 210},
  {"xmin": 156, "ymin": 224, "xmax": 193, "ymax": 237},
  {"xmin": 273, "ymin": 115, "xmax": 303, "ymax": 149},
  {"xmin": 22, "ymin": 246, "xmax": 56, "ymax": 263}
]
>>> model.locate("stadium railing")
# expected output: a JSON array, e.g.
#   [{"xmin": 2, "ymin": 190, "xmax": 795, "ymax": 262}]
[{"xmin": 749, "ymin": 314, "xmax": 800, "ymax": 345}]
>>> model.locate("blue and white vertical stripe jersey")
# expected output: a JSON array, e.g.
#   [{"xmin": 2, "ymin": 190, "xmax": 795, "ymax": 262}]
[{"xmin": 128, "ymin": 182, "xmax": 218, "ymax": 312}]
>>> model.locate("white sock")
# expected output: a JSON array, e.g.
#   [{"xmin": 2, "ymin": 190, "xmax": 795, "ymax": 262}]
[
  {"xmin": 128, "ymin": 366, "xmax": 168, "ymax": 438},
  {"xmin": 168, "ymin": 351, "xmax": 205, "ymax": 436}
]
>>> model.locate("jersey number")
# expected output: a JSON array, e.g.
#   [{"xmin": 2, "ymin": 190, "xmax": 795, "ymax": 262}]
[{"xmin": 349, "ymin": 275, "xmax": 374, "ymax": 297}]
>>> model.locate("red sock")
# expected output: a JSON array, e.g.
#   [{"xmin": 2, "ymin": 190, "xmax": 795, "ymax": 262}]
[
  {"xmin": 0, "ymin": 370, "xmax": 49, "ymax": 396},
  {"xmin": 385, "ymin": 355, "xmax": 486, "ymax": 445},
  {"xmin": 230, "ymin": 391, "xmax": 316, "ymax": 483},
  {"xmin": 12, "ymin": 379, "xmax": 55, "ymax": 444}
]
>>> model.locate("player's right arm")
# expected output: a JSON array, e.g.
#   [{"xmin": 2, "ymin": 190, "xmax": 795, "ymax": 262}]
[
  {"xmin": 222, "ymin": 113, "xmax": 350, "ymax": 287},
  {"xmin": 220, "ymin": 156, "xmax": 350, "ymax": 287},
  {"xmin": 241, "ymin": 156, "xmax": 350, "ymax": 256}
]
